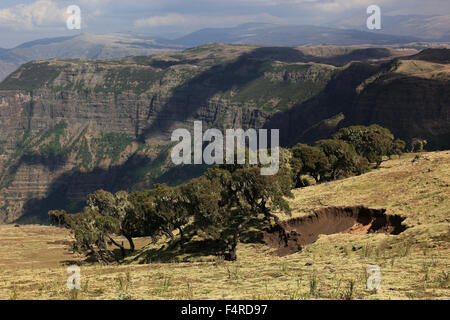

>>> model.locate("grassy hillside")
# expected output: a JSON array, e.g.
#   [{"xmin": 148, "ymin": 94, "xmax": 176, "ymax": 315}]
[{"xmin": 0, "ymin": 151, "xmax": 448, "ymax": 300}]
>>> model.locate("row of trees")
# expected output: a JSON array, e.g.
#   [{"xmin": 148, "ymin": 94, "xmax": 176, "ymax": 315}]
[
  {"xmin": 50, "ymin": 164, "xmax": 293, "ymax": 262},
  {"xmin": 290, "ymin": 125, "xmax": 405, "ymax": 187},
  {"xmin": 50, "ymin": 124, "xmax": 405, "ymax": 262}
]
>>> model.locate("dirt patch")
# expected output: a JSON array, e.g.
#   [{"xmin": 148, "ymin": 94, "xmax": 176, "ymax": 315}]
[{"xmin": 263, "ymin": 206, "xmax": 407, "ymax": 256}]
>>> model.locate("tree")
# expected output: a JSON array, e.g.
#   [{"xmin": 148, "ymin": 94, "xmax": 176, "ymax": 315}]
[
  {"xmin": 392, "ymin": 138, "xmax": 406, "ymax": 155},
  {"xmin": 180, "ymin": 172, "xmax": 226, "ymax": 244},
  {"xmin": 333, "ymin": 125, "xmax": 404, "ymax": 167},
  {"xmin": 86, "ymin": 190, "xmax": 136, "ymax": 253},
  {"xmin": 410, "ymin": 138, "xmax": 427, "ymax": 153},
  {"xmin": 128, "ymin": 189, "xmax": 170, "ymax": 240},
  {"xmin": 185, "ymin": 165, "xmax": 293, "ymax": 261},
  {"xmin": 129, "ymin": 185, "xmax": 194, "ymax": 247},
  {"xmin": 290, "ymin": 143, "xmax": 330, "ymax": 186},
  {"xmin": 49, "ymin": 190, "xmax": 156, "ymax": 262},
  {"xmin": 316, "ymin": 139, "xmax": 368, "ymax": 180},
  {"xmin": 50, "ymin": 208, "xmax": 119, "ymax": 263},
  {"xmin": 151, "ymin": 184, "xmax": 191, "ymax": 246}
]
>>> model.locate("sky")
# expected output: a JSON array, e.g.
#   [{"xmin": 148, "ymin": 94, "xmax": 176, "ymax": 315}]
[{"xmin": 0, "ymin": 0, "xmax": 449, "ymax": 48}]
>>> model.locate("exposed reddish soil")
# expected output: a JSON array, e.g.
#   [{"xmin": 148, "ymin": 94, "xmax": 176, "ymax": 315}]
[{"xmin": 263, "ymin": 206, "xmax": 407, "ymax": 256}]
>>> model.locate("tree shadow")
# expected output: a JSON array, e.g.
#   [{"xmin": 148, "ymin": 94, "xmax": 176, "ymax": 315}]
[
  {"xmin": 129, "ymin": 239, "xmax": 224, "ymax": 264},
  {"xmin": 128, "ymin": 216, "xmax": 268, "ymax": 264}
]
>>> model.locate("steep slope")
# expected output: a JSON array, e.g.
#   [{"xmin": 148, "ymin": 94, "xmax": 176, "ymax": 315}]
[
  {"xmin": 264, "ymin": 50, "xmax": 450, "ymax": 147},
  {"xmin": 0, "ymin": 44, "xmax": 334, "ymax": 222},
  {"xmin": 0, "ymin": 44, "xmax": 448, "ymax": 223},
  {"xmin": 344, "ymin": 57, "xmax": 450, "ymax": 149}
]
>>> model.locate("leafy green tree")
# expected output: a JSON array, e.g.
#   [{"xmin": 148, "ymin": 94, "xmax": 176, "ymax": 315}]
[
  {"xmin": 333, "ymin": 125, "xmax": 404, "ymax": 167},
  {"xmin": 48, "ymin": 209, "xmax": 69, "ymax": 227},
  {"xmin": 86, "ymin": 190, "xmax": 136, "ymax": 253},
  {"xmin": 185, "ymin": 165, "xmax": 293, "ymax": 261},
  {"xmin": 50, "ymin": 208, "xmax": 119, "ymax": 263},
  {"xmin": 49, "ymin": 189, "xmax": 157, "ymax": 262},
  {"xmin": 128, "ymin": 189, "xmax": 170, "ymax": 239},
  {"xmin": 410, "ymin": 138, "xmax": 427, "ymax": 153},
  {"xmin": 180, "ymin": 171, "xmax": 226, "ymax": 242},
  {"xmin": 129, "ymin": 185, "xmax": 194, "ymax": 247},
  {"xmin": 316, "ymin": 139, "xmax": 368, "ymax": 180},
  {"xmin": 151, "ymin": 184, "xmax": 192, "ymax": 246},
  {"xmin": 290, "ymin": 143, "xmax": 330, "ymax": 186},
  {"xmin": 392, "ymin": 138, "xmax": 406, "ymax": 155}
]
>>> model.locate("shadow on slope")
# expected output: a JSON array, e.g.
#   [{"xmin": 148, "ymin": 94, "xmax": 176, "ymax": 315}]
[
  {"xmin": 136, "ymin": 47, "xmax": 313, "ymax": 142},
  {"xmin": 264, "ymin": 62, "xmax": 380, "ymax": 147}
]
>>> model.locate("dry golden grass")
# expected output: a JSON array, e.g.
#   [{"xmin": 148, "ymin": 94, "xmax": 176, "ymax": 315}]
[
  {"xmin": 0, "ymin": 152, "xmax": 448, "ymax": 300},
  {"xmin": 395, "ymin": 60, "xmax": 450, "ymax": 79}
]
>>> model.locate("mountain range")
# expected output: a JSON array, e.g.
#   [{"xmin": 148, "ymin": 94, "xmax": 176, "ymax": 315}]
[
  {"xmin": 2, "ymin": 17, "xmax": 449, "ymax": 81},
  {"xmin": 174, "ymin": 22, "xmax": 419, "ymax": 47}
]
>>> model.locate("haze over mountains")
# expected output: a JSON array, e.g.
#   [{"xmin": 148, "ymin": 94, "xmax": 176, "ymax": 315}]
[
  {"xmin": 0, "ymin": 33, "xmax": 185, "ymax": 81},
  {"xmin": 331, "ymin": 14, "xmax": 450, "ymax": 41},
  {"xmin": 174, "ymin": 22, "xmax": 419, "ymax": 47},
  {"xmin": 1, "ymin": 15, "xmax": 449, "ymax": 81}
]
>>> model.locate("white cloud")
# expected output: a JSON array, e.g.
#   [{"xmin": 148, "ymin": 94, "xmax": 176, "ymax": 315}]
[
  {"xmin": 134, "ymin": 12, "xmax": 283, "ymax": 28},
  {"xmin": 0, "ymin": 0, "xmax": 67, "ymax": 31}
]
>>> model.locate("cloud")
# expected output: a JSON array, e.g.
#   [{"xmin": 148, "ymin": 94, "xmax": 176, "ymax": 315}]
[
  {"xmin": 134, "ymin": 13, "xmax": 283, "ymax": 28},
  {"xmin": 0, "ymin": 0, "xmax": 448, "ymax": 47},
  {"xmin": 0, "ymin": 0, "xmax": 67, "ymax": 31}
]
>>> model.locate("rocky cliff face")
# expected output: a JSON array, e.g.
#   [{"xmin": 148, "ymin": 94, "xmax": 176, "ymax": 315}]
[{"xmin": 0, "ymin": 44, "xmax": 448, "ymax": 223}]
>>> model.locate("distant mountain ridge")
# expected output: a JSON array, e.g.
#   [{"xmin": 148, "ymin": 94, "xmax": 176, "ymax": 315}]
[
  {"xmin": 1, "ymin": 21, "xmax": 444, "ymax": 81},
  {"xmin": 331, "ymin": 14, "xmax": 450, "ymax": 41},
  {"xmin": 175, "ymin": 22, "xmax": 419, "ymax": 47},
  {"xmin": 0, "ymin": 33, "xmax": 185, "ymax": 81}
]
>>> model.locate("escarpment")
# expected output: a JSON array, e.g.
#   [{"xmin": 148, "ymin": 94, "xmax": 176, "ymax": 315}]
[{"xmin": 0, "ymin": 44, "xmax": 449, "ymax": 223}]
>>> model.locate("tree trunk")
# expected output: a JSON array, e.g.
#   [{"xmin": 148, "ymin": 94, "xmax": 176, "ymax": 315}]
[
  {"xmin": 177, "ymin": 227, "xmax": 185, "ymax": 247},
  {"xmin": 226, "ymin": 241, "xmax": 237, "ymax": 261},
  {"xmin": 312, "ymin": 173, "xmax": 319, "ymax": 183},
  {"xmin": 261, "ymin": 205, "xmax": 281, "ymax": 225},
  {"xmin": 125, "ymin": 235, "xmax": 135, "ymax": 252},
  {"xmin": 108, "ymin": 237, "xmax": 126, "ymax": 258}
]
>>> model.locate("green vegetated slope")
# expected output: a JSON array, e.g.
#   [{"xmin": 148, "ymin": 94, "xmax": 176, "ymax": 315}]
[
  {"xmin": 0, "ymin": 44, "xmax": 344, "ymax": 112},
  {"xmin": 0, "ymin": 44, "xmax": 448, "ymax": 223}
]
